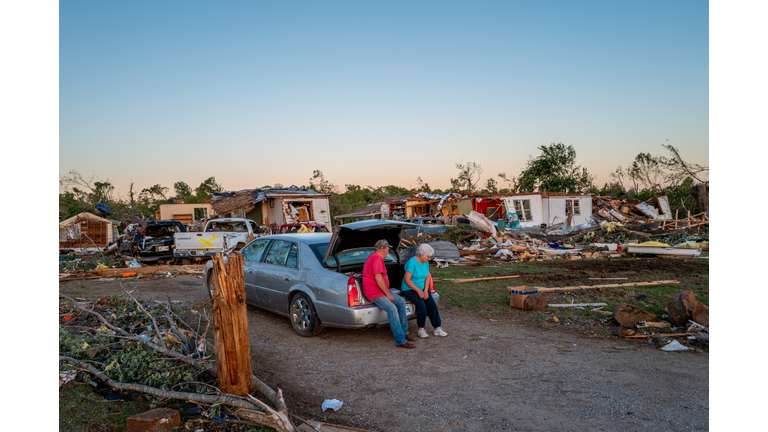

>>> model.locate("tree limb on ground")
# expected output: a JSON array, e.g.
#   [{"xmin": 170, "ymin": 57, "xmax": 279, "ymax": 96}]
[
  {"xmin": 59, "ymin": 292, "xmax": 286, "ymax": 414},
  {"xmin": 60, "ymin": 355, "xmax": 295, "ymax": 432}
]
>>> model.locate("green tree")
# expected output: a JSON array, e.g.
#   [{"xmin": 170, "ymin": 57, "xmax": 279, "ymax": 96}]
[
  {"xmin": 450, "ymin": 162, "xmax": 483, "ymax": 192},
  {"xmin": 481, "ymin": 178, "xmax": 499, "ymax": 194},
  {"xmin": 137, "ymin": 184, "xmax": 169, "ymax": 217},
  {"xmin": 414, "ymin": 177, "xmax": 431, "ymax": 193},
  {"xmin": 195, "ymin": 177, "xmax": 224, "ymax": 201},
  {"xmin": 173, "ymin": 181, "xmax": 194, "ymax": 201},
  {"xmin": 612, "ymin": 153, "xmax": 666, "ymax": 195},
  {"xmin": 497, "ymin": 172, "xmax": 516, "ymax": 193},
  {"xmin": 516, "ymin": 143, "xmax": 594, "ymax": 193},
  {"xmin": 659, "ymin": 140, "xmax": 708, "ymax": 185},
  {"xmin": 308, "ymin": 170, "xmax": 340, "ymax": 194},
  {"xmin": 59, "ymin": 170, "xmax": 118, "ymax": 220}
]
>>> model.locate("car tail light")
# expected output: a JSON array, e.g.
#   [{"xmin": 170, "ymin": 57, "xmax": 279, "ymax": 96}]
[
  {"xmin": 427, "ymin": 274, "xmax": 436, "ymax": 294},
  {"xmin": 347, "ymin": 277, "xmax": 362, "ymax": 307}
]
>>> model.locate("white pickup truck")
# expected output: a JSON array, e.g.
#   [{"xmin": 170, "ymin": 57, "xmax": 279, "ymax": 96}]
[{"xmin": 173, "ymin": 218, "xmax": 262, "ymax": 260}]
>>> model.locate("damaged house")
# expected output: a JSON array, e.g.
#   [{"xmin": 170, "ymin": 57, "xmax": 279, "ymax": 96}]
[
  {"xmin": 59, "ymin": 212, "xmax": 121, "ymax": 251},
  {"xmin": 497, "ymin": 192, "xmax": 593, "ymax": 228},
  {"xmin": 157, "ymin": 203, "xmax": 215, "ymax": 228},
  {"xmin": 210, "ymin": 186, "xmax": 332, "ymax": 231},
  {"xmin": 593, "ymin": 195, "xmax": 675, "ymax": 222},
  {"xmin": 336, "ymin": 191, "xmax": 594, "ymax": 229},
  {"xmin": 333, "ymin": 196, "xmax": 409, "ymax": 222}
]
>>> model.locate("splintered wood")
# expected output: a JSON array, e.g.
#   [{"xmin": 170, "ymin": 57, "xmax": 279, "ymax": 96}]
[{"xmin": 211, "ymin": 252, "xmax": 253, "ymax": 396}]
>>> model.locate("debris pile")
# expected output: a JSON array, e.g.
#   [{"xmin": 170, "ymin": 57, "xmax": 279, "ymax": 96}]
[
  {"xmin": 504, "ymin": 284, "xmax": 709, "ymax": 351},
  {"xmin": 422, "ymin": 204, "xmax": 707, "ymax": 267},
  {"xmin": 593, "ymin": 195, "xmax": 709, "ymax": 233},
  {"xmin": 58, "ymin": 291, "xmax": 296, "ymax": 431}
]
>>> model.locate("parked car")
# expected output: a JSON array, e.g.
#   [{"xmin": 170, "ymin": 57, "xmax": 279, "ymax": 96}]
[
  {"xmin": 123, "ymin": 220, "xmax": 186, "ymax": 263},
  {"xmin": 403, "ymin": 217, "xmax": 450, "ymax": 238},
  {"xmin": 202, "ymin": 220, "xmax": 439, "ymax": 337}
]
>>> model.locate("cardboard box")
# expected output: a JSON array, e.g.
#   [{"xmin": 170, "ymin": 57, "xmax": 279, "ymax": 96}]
[{"xmin": 508, "ymin": 286, "xmax": 539, "ymax": 309}]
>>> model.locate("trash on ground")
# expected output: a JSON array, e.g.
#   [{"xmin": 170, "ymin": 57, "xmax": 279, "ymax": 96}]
[
  {"xmin": 660, "ymin": 340, "xmax": 690, "ymax": 351},
  {"xmin": 322, "ymin": 399, "xmax": 344, "ymax": 412}
]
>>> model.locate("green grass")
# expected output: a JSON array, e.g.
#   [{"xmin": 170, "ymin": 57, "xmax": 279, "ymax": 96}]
[
  {"xmin": 431, "ymin": 257, "xmax": 709, "ymax": 327},
  {"xmin": 59, "ymin": 384, "xmax": 152, "ymax": 432}
]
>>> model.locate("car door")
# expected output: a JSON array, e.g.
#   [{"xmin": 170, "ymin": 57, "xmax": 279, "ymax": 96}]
[
  {"xmin": 255, "ymin": 239, "xmax": 301, "ymax": 314},
  {"xmin": 240, "ymin": 238, "xmax": 271, "ymax": 306}
]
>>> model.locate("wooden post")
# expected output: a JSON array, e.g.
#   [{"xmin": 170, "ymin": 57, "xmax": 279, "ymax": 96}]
[{"xmin": 211, "ymin": 252, "xmax": 253, "ymax": 396}]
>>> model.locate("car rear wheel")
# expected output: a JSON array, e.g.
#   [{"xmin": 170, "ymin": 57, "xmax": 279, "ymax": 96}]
[{"xmin": 290, "ymin": 293, "xmax": 323, "ymax": 337}]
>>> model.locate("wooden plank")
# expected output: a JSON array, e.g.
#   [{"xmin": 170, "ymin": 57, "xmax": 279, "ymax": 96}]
[
  {"xmin": 548, "ymin": 303, "xmax": 607, "ymax": 307},
  {"xmin": 523, "ymin": 280, "xmax": 680, "ymax": 293},
  {"xmin": 638, "ymin": 321, "xmax": 671, "ymax": 328},
  {"xmin": 623, "ymin": 333, "xmax": 691, "ymax": 339},
  {"xmin": 451, "ymin": 275, "xmax": 521, "ymax": 284}
]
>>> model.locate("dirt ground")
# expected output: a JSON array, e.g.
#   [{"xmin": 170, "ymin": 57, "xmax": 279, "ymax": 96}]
[{"xmin": 60, "ymin": 261, "xmax": 709, "ymax": 432}]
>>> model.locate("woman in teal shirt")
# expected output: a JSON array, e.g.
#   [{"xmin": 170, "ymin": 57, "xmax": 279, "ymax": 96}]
[{"xmin": 401, "ymin": 244, "xmax": 448, "ymax": 338}]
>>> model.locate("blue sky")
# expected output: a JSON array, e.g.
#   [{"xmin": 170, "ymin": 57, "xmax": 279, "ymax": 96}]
[{"xmin": 58, "ymin": 0, "xmax": 708, "ymax": 196}]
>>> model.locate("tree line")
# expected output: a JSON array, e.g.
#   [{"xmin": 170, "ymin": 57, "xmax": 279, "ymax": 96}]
[{"xmin": 59, "ymin": 142, "xmax": 708, "ymax": 228}]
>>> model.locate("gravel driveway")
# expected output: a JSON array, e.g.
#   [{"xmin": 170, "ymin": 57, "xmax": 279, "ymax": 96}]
[{"xmin": 61, "ymin": 275, "xmax": 709, "ymax": 431}]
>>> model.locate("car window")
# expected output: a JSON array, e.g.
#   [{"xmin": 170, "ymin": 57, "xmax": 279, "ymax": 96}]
[
  {"xmin": 308, "ymin": 243, "xmax": 396, "ymax": 268},
  {"xmin": 146, "ymin": 225, "xmax": 178, "ymax": 237},
  {"xmin": 264, "ymin": 240, "xmax": 295, "ymax": 266},
  {"xmin": 285, "ymin": 243, "xmax": 298, "ymax": 269},
  {"xmin": 242, "ymin": 239, "xmax": 270, "ymax": 262}
]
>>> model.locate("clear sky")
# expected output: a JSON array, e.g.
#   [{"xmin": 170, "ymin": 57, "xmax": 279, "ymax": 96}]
[{"xmin": 59, "ymin": 0, "xmax": 709, "ymax": 196}]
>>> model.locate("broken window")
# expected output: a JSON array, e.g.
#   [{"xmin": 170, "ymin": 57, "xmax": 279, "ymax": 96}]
[
  {"xmin": 565, "ymin": 199, "xmax": 581, "ymax": 215},
  {"xmin": 264, "ymin": 240, "xmax": 296, "ymax": 267},
  {"xmin": 411, "ymin": 204, "xmax": 427, "ymax": 216},
  {"xmin": 242, "ymin": 239, "xmax": 269, "ymax": 262},
  {"xmin": 288, "ymin": 202, "xmax": 313, "ymax": 221},
  {"xmin": 513, "ymin": 200, "xmax": 532, "ymax": 221}
]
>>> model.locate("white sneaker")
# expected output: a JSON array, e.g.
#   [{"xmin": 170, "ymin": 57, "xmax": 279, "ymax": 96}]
[
  {"xmin": 434, "ymin": 328, "xmax": 448, "ymax": 337},
  {"xmin": 417, "ymin": 328, "xmax": 429, "ymax": 338}
]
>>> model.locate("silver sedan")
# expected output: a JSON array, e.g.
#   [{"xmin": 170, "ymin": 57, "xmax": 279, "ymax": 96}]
[{"xmin": 203, "ymin": 221, "xmax": 440, "ymax": 336}]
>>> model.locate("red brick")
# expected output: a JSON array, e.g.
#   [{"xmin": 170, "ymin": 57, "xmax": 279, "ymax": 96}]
[{"xmin": 126, "ymin": 408, "xmax": 181, "ymax": 432}]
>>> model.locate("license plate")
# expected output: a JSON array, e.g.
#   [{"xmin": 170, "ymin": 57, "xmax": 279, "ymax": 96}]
[
  {"xmin": 405, "ymin": 303, "xmax": 414, "ymax": 315},
  {"xmin": 157, "ymin": 246, "xmax": 169, "ymax": 252}
]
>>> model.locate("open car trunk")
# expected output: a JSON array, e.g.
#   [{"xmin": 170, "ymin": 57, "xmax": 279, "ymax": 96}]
[{"xmin": 323, "ymin": 220, "xmax": 416, "ymax": 304}]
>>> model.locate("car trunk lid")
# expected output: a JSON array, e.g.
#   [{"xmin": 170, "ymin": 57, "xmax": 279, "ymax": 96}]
[{"xmin": 323, "ymin": 220, "xmax": 417, "ymax": 263}]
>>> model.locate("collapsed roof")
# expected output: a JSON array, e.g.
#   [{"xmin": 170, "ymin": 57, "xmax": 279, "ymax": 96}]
[{"xmin": 210, "ymin": 186, "xmax": 330, "ymax": 215}]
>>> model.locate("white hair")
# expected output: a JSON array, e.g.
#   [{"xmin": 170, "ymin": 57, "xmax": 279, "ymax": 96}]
[{"xmin": 415, "ymin": 244, "xmax": 434, "ymax": 257}]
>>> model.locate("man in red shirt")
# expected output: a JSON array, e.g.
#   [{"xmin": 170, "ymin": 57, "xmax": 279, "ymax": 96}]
[{"xmin": 362, "ymin": 239, "xmax": 416, "ymax": 348}]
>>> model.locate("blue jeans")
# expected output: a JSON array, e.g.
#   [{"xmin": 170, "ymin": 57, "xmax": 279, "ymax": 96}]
[
  {"xmin": 372, "ymin": 294, "xmax": 409, "ymax": 345},
  {"xmin": 401, "ymin": 289, "xmax": 441, "ymax": 329}
]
